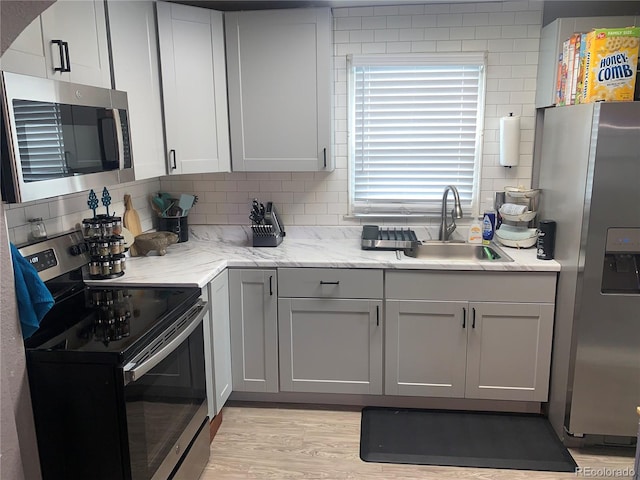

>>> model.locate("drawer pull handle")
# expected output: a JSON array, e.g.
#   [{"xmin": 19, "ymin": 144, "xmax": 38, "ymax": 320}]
[
  {"xmin": 320, "ymin": 281, "xmax": 339, "ymax": 285},
  {"xmin": 462, "ymin": 307, "xmax": 466, "ymax": 328},
  {"xmin": 376, "ymin": 305, "xmax": 380, "ymax": 326},
  {"xmin": 269, "ymin": 275, "xmax": 273, "ymax": 296},
  {"xmin": 472, "ymin": 308, "xmax": 476, "ymax": 328}
]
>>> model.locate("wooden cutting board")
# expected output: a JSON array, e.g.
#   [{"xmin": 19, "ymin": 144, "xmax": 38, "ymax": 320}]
[{"xmin": 123, "ymin": 194, "xmax": 142, "ymax": 255}]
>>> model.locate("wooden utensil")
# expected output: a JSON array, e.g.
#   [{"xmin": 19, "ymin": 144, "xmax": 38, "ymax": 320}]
[{"xmin": 123, "ymin": 194, "xmax": 142, "ymax": 255}]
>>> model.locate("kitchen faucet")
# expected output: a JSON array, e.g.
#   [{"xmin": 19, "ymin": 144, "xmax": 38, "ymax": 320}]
[{"xmin": 439, "ymin": 185, "xmax": 463, "ymax": 241}]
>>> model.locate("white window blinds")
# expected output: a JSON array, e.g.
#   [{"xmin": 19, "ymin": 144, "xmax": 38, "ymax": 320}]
[{"xmin": 348, "ymin": 53, "xmax": 486, "ymax": 216}]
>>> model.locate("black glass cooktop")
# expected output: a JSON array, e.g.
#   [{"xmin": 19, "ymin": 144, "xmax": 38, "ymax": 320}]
[{"xmin": 25, "ymin": 285, "xmax": 200, "ymax": 364}]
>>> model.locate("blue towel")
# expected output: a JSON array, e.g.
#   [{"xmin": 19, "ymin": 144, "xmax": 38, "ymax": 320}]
[{"xmin": 10, "ymin": 243, "xmax": 54, "ymax": 339}]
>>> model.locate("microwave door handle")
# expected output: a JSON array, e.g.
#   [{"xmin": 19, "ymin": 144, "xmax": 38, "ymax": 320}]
[
  {"xmin": 111, "ymin": 109, "xmax": 125, "ymax": 170},
  {"xmin": 123, "ymin": 301, "xmax": 207, "ymax": 385}
]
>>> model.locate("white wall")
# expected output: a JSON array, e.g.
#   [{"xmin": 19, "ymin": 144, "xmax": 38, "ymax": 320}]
[
  {"xmin": 161, "ymin": 0, "xmax": 542, "ymax": 227},
  {"xmin": 4, "ymin": 178, "xmax": 159, "ymax": 244}
]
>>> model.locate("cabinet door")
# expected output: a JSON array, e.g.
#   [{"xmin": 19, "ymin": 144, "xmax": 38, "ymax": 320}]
[
  {"xmin": 229, "ymin": 269, "xmax": 278, "ymax": 393},
  {"xmin": 108, "ymin": 1, "xmax": 166, "ymax": 180},
  {"xmin": 465, "ymin": 302, "xmax": 554, "ymax": 401},
  {"xmin": 226, "ymin": 8, "xmax": 332, "ymax": 172},
  {"xmin": 40, "ymin": 0, "xmax": 111, "ymax": 88},
  {"xmin": 278, "ymin": 298, "xmax": 383, "ymax": 394},
  {"xmin": 156, "ymin": 1, "xmax": 230, "ymax": 175},
  {"xmin": 209, "ymin": 270, "xmax": 232, "ymax": 414},
  {"xmin": 0, "ymin": 16, "xmax": 47, "ymax": 78},
  {"xmin": 385, "ymin": 300, "xmax": 468, "ymax": 398}
]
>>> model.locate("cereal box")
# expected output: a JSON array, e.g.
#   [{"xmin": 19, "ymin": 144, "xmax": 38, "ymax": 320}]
[{"xmin": 582, "ymin": 27, "xmax": 640, "ymax": 103}]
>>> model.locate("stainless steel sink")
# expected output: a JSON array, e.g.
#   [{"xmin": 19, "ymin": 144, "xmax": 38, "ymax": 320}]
[{"xmin": 403, "ymin": 242, "xmax": 514, "ymax": 262}]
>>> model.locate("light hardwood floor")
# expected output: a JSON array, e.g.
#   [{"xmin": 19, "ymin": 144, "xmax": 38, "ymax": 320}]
[{"xmin": 203, "ymin": 404, "xmax": 635, "ymax": 480}]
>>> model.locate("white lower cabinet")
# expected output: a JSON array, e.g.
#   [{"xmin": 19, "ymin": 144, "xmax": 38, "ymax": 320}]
[
  {"xmin": 385, "ymin": 300, "xmax": 468, "ymax": 398},
  {"xmin": 278, "ymin": 298, "xmax": 383, "ymax": 394},
  {"xmin": 202, "ymin": 270, "xmax": 232, "ymax": 418},
  {"xmin": 385, "ymin": 271, "xmax": 557, "ymax": 402},
  {"xmin": 277, "ymin": 268, "xmax": 384, "ymax": 394},
  {"xmin": 228, "ymin": 269, "xmax": 279, "ymax": 393}
]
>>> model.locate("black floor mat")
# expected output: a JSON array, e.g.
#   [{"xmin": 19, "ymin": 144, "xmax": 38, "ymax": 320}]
[{"xmin": 360, "ymin": 407, "xmax": 577, "ymax": 472}]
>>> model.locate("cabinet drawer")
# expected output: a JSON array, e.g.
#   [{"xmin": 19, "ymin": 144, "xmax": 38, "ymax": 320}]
[
  {"xmin": 278, "ymin": 268, "xmax": 383, "ymax": 299},
  {"xmin": 386, "ymin": 271, "xmax": 557, "ymax": 303}
]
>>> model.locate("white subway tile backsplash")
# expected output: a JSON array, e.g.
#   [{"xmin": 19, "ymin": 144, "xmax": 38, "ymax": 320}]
[
  {"xmin": 501, "ymin": 25, "xmax": 528, "ymax": 38},
  {"xmin": 362, "ymin": 16, "xmax": 386, "ymax": 29},
  {"xmin": 374, "ymin": 29, "xmax": 400, "ymax": 42},
  {"xmin": 475, "ymin": 26, "xmax": 503, "ymax": 39},
  {"xmin": 398, "ymin": 5, "xmax": 425, "ymax": 15},
  {"xmin": 437, "ymin": 40, "xmax": 462, "ymax": 52},
  {"xmin": 373, "ymin": 6, "xmax": 399, "ymax": 16},
  {"xmin": 349, "ymin": 29, "xmax": 374, "ymax": 43},
  {"xmin": 388, "ymin": 41, "xmax": 414, "ymax": 52},
  {"xmin": 336, "ymin": 17, "xmax": 362, "ymax": 30},
  {"xmin": 462, "ymin": 13, "xmax": 489, "ymax": 26},
  {"xmin": 333, "ymin": 30, "xmax": 350, "ymax": 43},
  {"xmin": 449, "ymin": 27, "xmax": 476, "ymax": 40},
  {"xmin": 502, "ymin": 1, "xmax": 531, "ymax": 12},
  {"xmin": 362, "ymin": 42, "xmax": 387, "ymax": 53},
  {"xmin": 489, "ymin": 12, "xmax": 516, "ymax": 25},
  {"xmin": 461, "ymin": 39, "xmax": 487, "ymax": 51},
  {"xmin": 411, "ymin": 15, "xmax": 437, "ymax": 28},
  {"xmin": 514, "ymin": 38, "xmax": 541, "ymax": 51},
  {"xmin": 423, "ymin": 28, "xmax": 450, "ymax": 40},
  {"xmin": 386, "ymin": 15, "xmax": 412, "ymax": 28},
  {"xmin": 437, "ymin": 14, "xmax": 463, "ymax": 27},
  {"xmin": 411, "ymin": 41, "xmax": 437, "ymax": 53},
  {"xmin": 450, "ymin": 3, "xmax": 477, "ymax": 13},
  {"xmin": 425, "ymin": 4, "xmax": 451, "ymax": 14},
  {"xmin": 398, "ymin": 29, "xmax": 424, "ymax": 41},
  {"xmin": 476, "ymin": 3, "xmax": 503, "ymax": 13},
  {"xmin": 515, "ymin": 10, "xmax": 542, "ymax": 25},
  {"xmin": 348, "ymin": 6, "xmax": 374, "ymax": 17}
]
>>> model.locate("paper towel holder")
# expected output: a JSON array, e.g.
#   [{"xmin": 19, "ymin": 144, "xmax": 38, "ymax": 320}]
[{"xmin": 500, "ymin": 112, "xmax": 520, "ymax": 168}]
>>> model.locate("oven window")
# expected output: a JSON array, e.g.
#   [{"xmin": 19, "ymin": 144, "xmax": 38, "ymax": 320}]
[
  {"xmin": 125, "ymin": 322, "xmax": 206, "ymax": 480},
  {"xmin": 13, "ymin": 99, "xmax": 120, "ymax": 182}
]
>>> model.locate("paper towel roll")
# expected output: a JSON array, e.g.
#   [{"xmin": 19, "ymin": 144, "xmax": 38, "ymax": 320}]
[{"xmin": 499, "ymin": 114, "xmax": 521, "ymax": 167}]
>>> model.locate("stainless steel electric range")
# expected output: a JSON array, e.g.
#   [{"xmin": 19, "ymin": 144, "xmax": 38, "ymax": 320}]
[{"xmin": 20, "ymin": 231, "xmax": 210, "ymax": 480}]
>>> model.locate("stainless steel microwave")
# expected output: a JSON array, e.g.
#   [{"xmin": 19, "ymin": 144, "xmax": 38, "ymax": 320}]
[{"xmin": 1, "ymin": 72, "xmax": 134, "ymax": 203}]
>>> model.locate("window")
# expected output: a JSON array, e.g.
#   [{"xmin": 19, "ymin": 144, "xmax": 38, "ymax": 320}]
[{"xmin": 348, "ymin": 53, "xmax": 486, "ymax": 216}]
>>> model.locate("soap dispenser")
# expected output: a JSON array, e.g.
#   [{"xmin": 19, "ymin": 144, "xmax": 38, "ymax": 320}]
[{"xmin": 467, "ymin": 218, "xmax": 482, "ymax": 244}]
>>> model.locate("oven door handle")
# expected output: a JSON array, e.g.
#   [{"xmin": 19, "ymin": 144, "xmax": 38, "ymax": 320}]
[{"xmin": 123, "ymin": 300, "xmax": 207, "ymax": 385}]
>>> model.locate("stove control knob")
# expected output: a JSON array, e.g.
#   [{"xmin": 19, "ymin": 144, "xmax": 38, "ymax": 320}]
[{"xmin": 69, "ymin": 244, "xmax": 82, "ymax": 256}]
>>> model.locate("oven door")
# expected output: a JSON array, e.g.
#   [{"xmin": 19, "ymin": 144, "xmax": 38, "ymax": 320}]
[
  {"xmin": 123, "ymin": 299, "xmax": 208, "ymax": 480},
  {"xmin": 1, "ymin": 71, "xmax": 134, "ymax": 203}
]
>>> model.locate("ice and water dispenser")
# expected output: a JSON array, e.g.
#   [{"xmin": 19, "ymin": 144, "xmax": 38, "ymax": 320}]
[{"xmin": 601, "ymin": 228, "xmax": 640, "ymax": 294}]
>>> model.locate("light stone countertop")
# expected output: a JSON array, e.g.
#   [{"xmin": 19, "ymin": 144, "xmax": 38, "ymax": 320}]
[{"xmin": 85, "ymin": 225, "xmax": 560, "ymax": 289}]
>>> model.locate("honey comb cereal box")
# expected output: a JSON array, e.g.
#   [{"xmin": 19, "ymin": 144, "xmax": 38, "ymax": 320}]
[{"xmin": 582, "ymin": 26, "xmax": 640, "ymax": 103}]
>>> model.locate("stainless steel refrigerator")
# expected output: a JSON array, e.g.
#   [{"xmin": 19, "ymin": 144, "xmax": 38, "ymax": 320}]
[{"xmin": 537, "ymin": 101, "xmax": 640, "ymax": 441}]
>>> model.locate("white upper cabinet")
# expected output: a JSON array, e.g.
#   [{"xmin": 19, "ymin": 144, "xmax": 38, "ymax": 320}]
[
  {"xmin": 1, "ymin": 0, "xmax": 111, "ymax": 88},
  {"xmin": 108, "ymin": 1, "xmax": 166, "ymax": 180},
  {"xmin": 225, "ymin": 8, "xmax": 333, "ymax": 172},
  {"xmin": 156, "ymin": 1, "xmax": 230, "ymax": 175}
]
